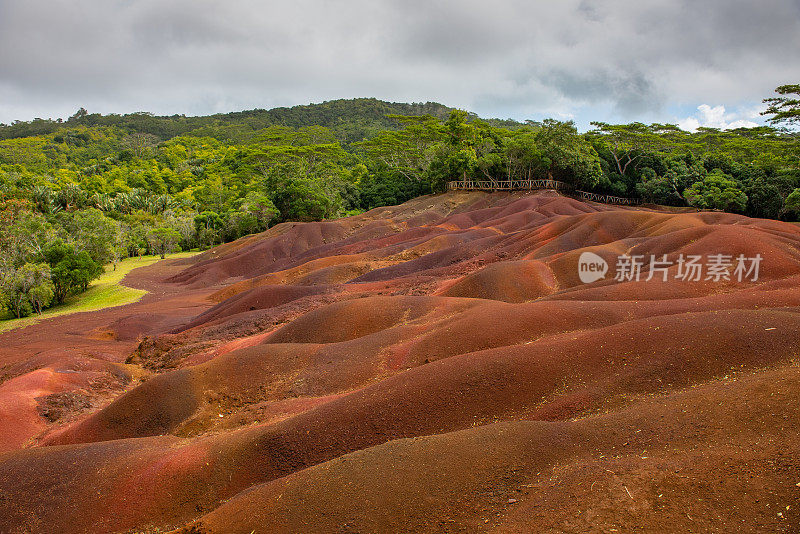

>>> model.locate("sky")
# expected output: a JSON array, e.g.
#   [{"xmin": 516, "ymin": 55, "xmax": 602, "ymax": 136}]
[{"xmin": 0, "ymin": 0, "xmax": 798, "ymax": 131}]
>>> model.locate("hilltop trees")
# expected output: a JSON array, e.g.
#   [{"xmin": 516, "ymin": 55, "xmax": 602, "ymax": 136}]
[
  {"xmin": 356, "ymin": 115, "xmax": 443, "ymax": 181},
  {"xmin": 0, "ymin": 99, "xmax": 455, "ymax": 142},
  {"xmin": 356, "ymin": 111, "xmax": 605, "ymax": 192},
  {"xmin": 2, "ymin": 95, "xmax": 795, "ymax": 221}
]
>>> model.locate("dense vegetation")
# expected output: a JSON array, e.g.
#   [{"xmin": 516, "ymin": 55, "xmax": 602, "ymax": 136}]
[{"xmin": 1, "ymin": 90, "xmax": 798, "ymax": 318}]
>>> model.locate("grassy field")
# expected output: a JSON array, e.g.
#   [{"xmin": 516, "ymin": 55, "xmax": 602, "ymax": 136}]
[{"xmin": 0, "ymin": 252, "xmax": 197, "ymax": 334}]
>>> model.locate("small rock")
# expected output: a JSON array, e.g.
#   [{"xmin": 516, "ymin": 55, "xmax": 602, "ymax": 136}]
[{"xmin": 507, "ymin": 498, "xmax": 518, "ymax": 504}]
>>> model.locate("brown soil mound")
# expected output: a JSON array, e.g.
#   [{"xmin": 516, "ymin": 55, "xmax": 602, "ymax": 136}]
[
  {"xmin": 181, "ymin": 363, "xmax": 800, "ymax": 533},
  {"xmin": 2, "ymin": 190, "xmax": 800, "ymax": 534},
  {"xmin": 439, "ymin": 260, "xmax": 558, "ymax": 301},
  {"xmin": 182, "ymin": 284, "xmax": 330, "ymax": 330}
]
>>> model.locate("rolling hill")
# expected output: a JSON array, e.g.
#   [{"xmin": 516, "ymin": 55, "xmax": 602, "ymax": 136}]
[{"xmin": 1, "ymin": 189, "xmax": 799, "ymax": 533}]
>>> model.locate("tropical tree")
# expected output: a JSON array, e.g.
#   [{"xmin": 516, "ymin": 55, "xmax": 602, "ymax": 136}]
[
  {"xmin": 683, "ymin": 171, "xmax": 748, "ymax": 213},
  {"xmin": 271, "ymin": 176, "xmax": 335, "ymax": 222},
  {"xmin": 503, "ymin": 128, "xmax": 539, "ymax": 181},
  {"xmin": 355, "ymin": 115, "xmax": 443, "ymax": 181},
  {"xmin": 240, "ymin": 191, "xmax": 278, "ymax": 225},
  {"xmin": 762, "ymin": 84, "xmax": 800, "ymax": 129},
  {"xmin": 69, "ymin": 208, "xmax": 120, "ymax": 264},
  {"xmin": 146, "ymin": 227, "xmax": 183, "ymax": 259},
  {"xmin": 43, "ymin": 240, "xmax": 102, "ymax": 304},
  {"xmin": 783, "ymin": 188, "xmax": 800, "ymax": 220},
  {"xmin": 536, "ymin": 120, "xmax": 602, "ymax": 188},
  {"xmin": 1, "ymin": 262, "xmax": 54, "ymax": 317},
  {"xmin": 163, "ymin": 210, "xmax": 198, "ymax": 251},
  {"xmin": 746, "ymin": 180, "xmax": 783, "ymax": 219},
  {"xmin": 588, "ymin": 122, "xmax": 666, "ymax": 177},
  {"xmin": 32, "ymin": 186, "xmax": 62, "ymax": 215},
  {"xmin": 1, "ymin": 210, "xmax": 56, "ymax": 266}
]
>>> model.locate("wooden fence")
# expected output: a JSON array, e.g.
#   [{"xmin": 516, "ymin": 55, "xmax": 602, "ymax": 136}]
[
  {"xmin": 574, "ymin": 190, "xmax": 641, "ymax": 206},
  {"xmin": 447, "ymin": 179, "xmax": 569, "ymax": 192},
  {"xmin": 446, "ymin": 179, "xmax": 641, "ymax": 206}
]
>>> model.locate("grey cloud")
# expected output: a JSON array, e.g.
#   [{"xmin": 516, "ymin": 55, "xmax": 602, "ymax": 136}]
[
  {"xmin": 541, "ymin": 68, "xmax": 662, "ymax": 117},
  {"xmin": 0, "ymin": 0, "xmax": 798, "ymax": 125}
]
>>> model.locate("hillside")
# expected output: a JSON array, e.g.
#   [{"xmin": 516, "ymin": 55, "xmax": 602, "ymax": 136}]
[
  {"xmin": 0, "ymin": 98, "xmax": 461, "ymax": 144},
  {"xmin": 1, "ymin": 189, "xmax": 799, "ymax": 533}
]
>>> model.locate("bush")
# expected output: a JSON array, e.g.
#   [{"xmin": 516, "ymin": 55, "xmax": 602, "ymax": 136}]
[{"xmin": 43, "ymin": 241, "xmax": 103, "ymax": 304}]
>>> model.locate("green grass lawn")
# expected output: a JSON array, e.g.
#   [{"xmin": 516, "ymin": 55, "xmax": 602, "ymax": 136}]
[{"xmin": 0, "ymin": 252, "xmax": 197, "ymax": 334}]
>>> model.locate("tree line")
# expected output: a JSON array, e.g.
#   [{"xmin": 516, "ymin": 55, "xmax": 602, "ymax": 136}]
[{"xmin": 1, "ymin": 87, "xmax": 798, "ymax": 318}]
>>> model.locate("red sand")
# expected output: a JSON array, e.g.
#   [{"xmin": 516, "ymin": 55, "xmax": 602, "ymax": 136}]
[{"xmin": 2, "ymin": 190, "xmax": 800, "ymax": 533}]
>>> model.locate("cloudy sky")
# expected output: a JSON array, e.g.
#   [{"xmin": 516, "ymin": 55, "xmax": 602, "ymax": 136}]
[{"xmin": 0, "ymin": 0, "xmax": 798, "ymax": 130}]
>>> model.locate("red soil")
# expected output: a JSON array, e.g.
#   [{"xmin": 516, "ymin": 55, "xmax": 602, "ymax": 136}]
[{"xmin": 1, "ymin": 189, "xmax": 800, "ymax": 533}]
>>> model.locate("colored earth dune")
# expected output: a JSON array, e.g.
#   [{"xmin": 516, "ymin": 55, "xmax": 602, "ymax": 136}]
[{"xmin": 1, "ymin": 190, "xmax": 800, "ymax": 533}]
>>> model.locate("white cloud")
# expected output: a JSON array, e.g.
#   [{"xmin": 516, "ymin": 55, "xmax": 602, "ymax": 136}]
[{"xmin": 678, "ymin": 104, "xmax": 761, "ymax": 132}]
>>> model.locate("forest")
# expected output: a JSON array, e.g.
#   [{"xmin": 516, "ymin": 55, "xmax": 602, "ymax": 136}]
[{"xmin": 1, "ymin": 88, "xmax": 798, "ymax": 318}]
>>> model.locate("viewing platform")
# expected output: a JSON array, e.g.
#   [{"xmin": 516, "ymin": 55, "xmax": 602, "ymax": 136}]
[{"xmin": 447, "ymin": 179, "xmax": 641, "ymax": 206}]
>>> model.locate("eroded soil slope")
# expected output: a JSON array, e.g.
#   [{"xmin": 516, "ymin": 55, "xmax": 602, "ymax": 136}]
[{"xmin": 1, "ymin": 190, "xmax": 799, "ymax": 533}]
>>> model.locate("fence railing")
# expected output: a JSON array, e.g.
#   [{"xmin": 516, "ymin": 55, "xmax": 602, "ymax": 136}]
[
  {"xmin": 447, "ymin": 179, "xmax": 569, "ymax": 192},
  {"xmin": 574, "ymin": 190, "xmax": 641, "ymax": 206},
  {"xmin": 446, "ymin": 179, "xmax": 641, "ymax": 206}
]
